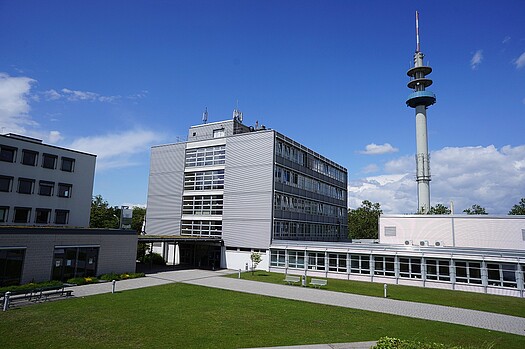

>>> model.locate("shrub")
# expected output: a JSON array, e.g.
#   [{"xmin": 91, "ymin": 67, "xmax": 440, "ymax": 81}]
[
  {"xmin": 143, "ymin": 252, "xmax": 166, "ymax": 265},
  {"xmin": 98, "ymin": 272, "xmax": 145, "ymax": 281},
  {"xmin": 373, "ymin": 337, "xmax": 494, "ymax": 349},
  {"xmin": 0, "ymin": 280, "xmax": 63, "ymax": 293},
  {"xmin": 99, "ymin": 273, "xmax": 120, "ymax": 281},
  {"xmin": 66, "ymin": 277, "xmax": 98, "ymax": 285}
]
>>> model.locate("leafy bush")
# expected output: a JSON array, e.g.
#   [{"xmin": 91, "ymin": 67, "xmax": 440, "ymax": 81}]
[
  {"xmin": 99, "ymin": 273, "xmax": 120, "ymax": 281},
  {"xmin": 98, "ymin": 272, "xmax": 145, "ymax": 281},
  {"xmin": 66, "ymin": 277, "xmax": 99, "ymax": 285},
  {"xmin": 0, "ymin": 280, "xmax": 63, "ymax": 293},
  {"xmin": 143, "ymin": 252, "xmax": 166, "ymax": 265}
]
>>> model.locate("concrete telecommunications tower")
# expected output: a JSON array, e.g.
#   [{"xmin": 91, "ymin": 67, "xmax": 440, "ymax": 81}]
[{"xmin": 406, "ymin": 11, "xmax": 436, "ymax": 213}]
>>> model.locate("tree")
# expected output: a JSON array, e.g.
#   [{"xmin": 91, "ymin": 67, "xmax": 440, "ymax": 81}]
[
  {"xmin": 90, "ymin": 195, "xmax": 119, "ymax": 228},
  {"xmin": 347, "ymin": 200, "xmax": 382, "ymax": 239},
  {"xmin": 250, "ymin": 252, "xmax": 262, "ymax": 275},
  {"xmin": 463, "ymin": 204, "xmax": 488, "ymax": 215},
  {"xmin": 427, "ymin": 203, "xmax": 451, "ymax": 215},
  {"xmin": 508, "ymin": 198, "xmax": 525, "ymax": 215},
  {"xmin": 131, "ymin": 207, "xmax": 146, "ymax": 234}
]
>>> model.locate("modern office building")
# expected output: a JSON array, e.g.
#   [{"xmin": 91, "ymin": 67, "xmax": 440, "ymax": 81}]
[
  {"xmin": 0, "ymin": 133, "xmax": 136, "ymax": 286},
  {"xmin": 145, "ymin": 114, "xmax": 348, "ymax": 270}
]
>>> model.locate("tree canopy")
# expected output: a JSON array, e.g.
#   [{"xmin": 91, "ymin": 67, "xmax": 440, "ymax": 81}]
[
  {"xmin": 90, "ymin": 194, "xmax": 146, "ymax": 233},
  {"xmin": 347, "ymin": 200, "xmax": 382, "ymax": 239},
  {"xmin": 508, "ymin": 198, "xmax": 525, "ymax": 215},
  {"xmin": 463, "ymin": 204, "xmax": 488, "ymax": 215},
  {"xmin": 427, "ymin": 204, "xmax": 451, "ymax": 215}
]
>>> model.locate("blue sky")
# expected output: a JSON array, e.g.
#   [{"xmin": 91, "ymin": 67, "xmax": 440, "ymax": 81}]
[{"xmin": 1, "ymin": 1, "xmax": 524, "ymax": 214}]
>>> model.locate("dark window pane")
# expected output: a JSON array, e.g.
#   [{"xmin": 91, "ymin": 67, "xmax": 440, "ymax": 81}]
[
  {"xmin": 0, "ymin": 207, "xmax": 9, "ymax": 222},
  {"xmin": 39, "ymin": 181, "xmax": 54, "ymax": 196},
  {"xmin": 0, "ymin": 249, "xmax": 25, "ymax": 287},
  {"xmin": 0, "ymin": 146, "xmax": 16, "ymax": 162},
  {"xmin": 42, "ymin": 153, "xmax": 57, "ymax": 169},
  {"xmin": 55, "ymin": 210, "xmax": 69, "ymax": 224},
  {"xmin": 14, "ymin": 208, "xmax": 30, "ymax": 223},
  {"xmin": 57, "ymin": 183, "xmax": 72, "ymax": 197},
  {"xmin": 0, "ymin": 176, "xmax": 12, "ymax": 192},
  {"xmin": 22, "ymin": 150, "xmax": 38, "ymax": 166},
  {"xmin": 35, "ymin": 209, "xmax": 51, "ymax": 224},
  {"xmin": 18, "ymin": 178, "xmax": 34, "ymax": 194},
  {"xmin": 61, "ymin": 157, "xmax": 75, "ymax": 172}
]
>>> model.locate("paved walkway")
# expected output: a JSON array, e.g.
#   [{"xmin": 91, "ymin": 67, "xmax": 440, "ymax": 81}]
[{"xmin": 70, "ymin": 269, "xmax": 525, "ymax": 339}]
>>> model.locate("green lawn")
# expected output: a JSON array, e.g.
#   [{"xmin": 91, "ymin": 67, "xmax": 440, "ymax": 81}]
[
  {"xmin": 231, "ymin": 271, "xmax": 525, "ymax": 318},
  {"xmin": 1, "ymin": 283, "xmax": 524, "ymax": 348}
]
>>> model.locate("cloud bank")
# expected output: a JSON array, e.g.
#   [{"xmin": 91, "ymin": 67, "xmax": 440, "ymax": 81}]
[
  {"xmin": 349, "ymin": 145, "xmax": 525, "ymax": 215},
  {"xmin": 359, "ymin": 143, "xmax": 399, "ymax": 155}
]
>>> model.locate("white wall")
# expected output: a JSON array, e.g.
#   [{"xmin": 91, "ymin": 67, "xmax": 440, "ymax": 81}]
[{"xmin": 380, "ymin": 215, "xmax": 525, "ymax": 249}]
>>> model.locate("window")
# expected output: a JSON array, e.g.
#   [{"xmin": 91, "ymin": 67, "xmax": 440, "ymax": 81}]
[
  {"xmin": 455, "ymin": 261, "xmax": 482, "ymax": 285},
  {"xmin": 329, "ymin": 253, "xmax": 347, "ymax": 272},
  {"xmin": 399, "ymin": 257, "xmax": 422, "ymax": 279},
  {"xmin": 0, "ymin": 176, "xmax": 13, "ymax": 192},
  {"xmin": 55, "ymin": 210, "xmax": 69, "ymax": 224},
  {"xmin": 13, "ymin": 207, "xmax": 31, "ymax": 223},
  {"xmin": 308, "ymin": 252, "xmax": 325, "ymax": 271},
  {"xmin": 374, "ymin": 256, "xmax": 395, "ymax": 276},
  {"xmin": 185, "ymin": 145, "xmax": 225, "ymax": 167},
  {"xmin": 270, "ymin": 250, "xmax": 286, "ymax": 267},
  {"xmin": 184, "ymin": 170, "xmax": 224, "ymax": 190},
  {"xmin": 426, "ymin": 259, "xmax": 450, "ymax": 281},
  {"xmin": 52, "ymin": 246, "xmax": 98, "ymax": 282},
  {"xmin": 288, "ymin": 251, "xmax": 305, "ymax": 269},
  {"xmin": 35, "ymin": 208, "xmax": 51, "ymax": 224},
  {"xmin": 181, "ymin": 220, "xmax": 222, "ymax": 237},
  {"xmin": 0, "ymin": 207, "xmax": 9, "ymax": 223},
  {"xmin": 61, "ymin": 157, "xmax": 75, "ymax": 172},
  {"xmin": 350, "ymin": 254, "xmax": 371, "ymax": 274},
  {"xmin": 487, "ymin": 263, "xmax": 517, "ymax": 288},
  {"xmin": 42, "ymin": 153, "xmax": 57, "ymax": 169},
  {"xmin": 213, "ymin": 129, "xmax": 225, "ymax": 138},
  {"xmin": 18, "ymin": 178, "xmax": 34, "ymax": 194},
  {"xmin": 0, "ymin": 145, "xmax": 17, "ymax": 162},
  {"xmin": 0, "ymin": 249, "xmax": 26, "ymax": 287},
  {"xmin": 57, "ymin": 183, "xmax": 72, "ymax": 198},
  {"xmin": 182, "ymin": 195, "xmax": 223, "ymax": 215},
  {"xmin": 21, "ymin": 150, "xmax": 38, "ymax": 166},
  {"xmin": 39, "ymin": 181, "xmax": 54, "ymax": 196}
]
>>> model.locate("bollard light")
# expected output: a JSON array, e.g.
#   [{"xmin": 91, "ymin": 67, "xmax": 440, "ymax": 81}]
[
  {"xmin": 384, "ymin": 283, "xmax": 388, "ymax": 298},
  {"xmin": 238, "ymin": 269, "xmax": 241, "ymax": 279},
  {"xmin": 112, "ymin": 280, "xmax": 116, "ymax": 294},
  {"xmin": 3, "ymin": 291, "xmax": 11, "ymax": 311}
]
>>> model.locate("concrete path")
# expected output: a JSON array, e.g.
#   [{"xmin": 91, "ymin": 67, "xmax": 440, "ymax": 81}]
[{"xmin": 70, "ymin": 269, "xmax": 525, "ymax": 337}]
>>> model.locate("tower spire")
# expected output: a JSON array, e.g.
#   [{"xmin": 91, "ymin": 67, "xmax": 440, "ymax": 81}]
[{"xmin": 406, "ymin": 11, "xmax": 436, "ymax": 214}]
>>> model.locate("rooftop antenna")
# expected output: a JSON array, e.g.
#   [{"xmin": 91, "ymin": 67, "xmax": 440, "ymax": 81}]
[
  {"xmin": 202, "ymin": 107, "xmax": 208, "ymax": 124},
  {"xmin": 232, "ymin": 99, "xmax": 243, "ymax": 123}
]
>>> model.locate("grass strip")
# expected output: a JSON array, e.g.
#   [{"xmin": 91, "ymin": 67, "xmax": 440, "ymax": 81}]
[
  {"xmin": 228, "ymin": 271, "xmax": 525, "ymax": 318},
  {"xmin": 1, "ymin": 283, "xmax": 524, "ymax": 349}
]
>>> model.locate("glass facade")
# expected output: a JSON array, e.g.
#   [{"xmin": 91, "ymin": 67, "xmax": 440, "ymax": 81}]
[
  {"xmin": 52, "ymin": 246, "xmax": 98, "ymax": 281},
  {"xmin": 0, "ymin": 249, "xmax": 25, "ymax": 286},
  {"xmin": 185, "ymin": 145, "xmax": 225, "ymax": 167}
]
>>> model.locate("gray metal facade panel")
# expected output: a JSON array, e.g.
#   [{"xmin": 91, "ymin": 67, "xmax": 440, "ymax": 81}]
[
  {"xmin": 222, "ymin": 131, "xmax": 275, "ymax": 248},
  {"xmin": 146, "ymin": 143, "xmax": 185, "ymax": 236}
]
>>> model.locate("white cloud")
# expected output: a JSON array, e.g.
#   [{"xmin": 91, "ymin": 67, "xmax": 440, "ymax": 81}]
[
  {"xmin": 66, "ymin": 129, "xmax": 165, "ymax": 171},
  {"xmin": 470, "ymin": 50, "xmax": 483, "ymax": 70},
  {"xmin": 43, "ymin": 87, "xmax": 145, "ymax": 103},
  {"xmin": 348, "ymin": 145, "xmax": 525, "ymax": 215},
  {"xmin": 359, "ymin": 143, "xmax": 399, "ymax": 155},
  {"xmin": 514, "ymin": 52, "xmax": 525, "ymax": 69},
  {"xmin": 502, "ymin": 36, "xmax": 511, "ymax": 44},
  {"xmin": 0, "ymin": 72, "xmax": 38, "ymax": 134}
]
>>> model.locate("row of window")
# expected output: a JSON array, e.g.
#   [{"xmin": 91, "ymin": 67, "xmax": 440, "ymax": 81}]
[
  {"xmin": 0, "ymin": 145, "xmax": 75, "ymax": 172},
  {"xmin": 0, "ymin": 176, "xmax": 72, "ymax": 197},
  {"xmin": 270, "ymin": 250, "xmax": 522, "ymax": 288},
  {"xmin": 274, "ymin": 193, "xmax": 345, "ymax": 219},
  {"xmin": 275, "ymin": 140, "xmax": 346, "ymax": 182},
  {"xmin": 185, "ymin": 145, "xmax": 226, "ymax": 167},
  {"xmin": 182, "ymin": 195, "xmax": 223, "ymax": 215},
  {"xmin": 273, "ymin": 220, "xmax": 342, "ymax": 241},
  {"xmin": 0, "ymin": 206, "xmax": 69, "ymax": 224},
  {"xmin": 184, "ymin": 170, "xmax": 225, "ymax": 191},
  {"xmin": 181, "ymin": 220, "xmax": 222, "ymax": 237},
  {"xmin": 275, "ymin": 166, "xmax": 345, "ymax": 201}
]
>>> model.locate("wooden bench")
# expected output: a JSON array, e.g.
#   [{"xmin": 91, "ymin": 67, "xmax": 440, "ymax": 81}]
[
  {"xmin": 283, "ymin": 275, "xmax": 301, "ymax": 285},
  {"xmin": 309, "ymin": 278, "xmax": 327, "ymax": 288}
]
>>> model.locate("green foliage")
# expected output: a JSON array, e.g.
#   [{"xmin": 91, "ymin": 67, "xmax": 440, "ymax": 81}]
[
  {"xmin": 66, "ymin": 277, "xmax": 98, "ymax": 285},
  {"xmin": 90, "ymin": 195, "xmax": 120, "ymax": 229},
  {"xmin": 0, "ymin": 280, "xmax": 63, "ymax": 293},
  {"xmin": 427, "ymin": 203, "xmax": 451, "ymax": 215},
  {"xmin": 250, "ymin": 252, "xmax": 262, "ymax": 274},
  {"xmin": 143, "ymin": 252, "xmax": 166, "ymax": 265},
  {"xmin": 463, "ymin": 204, "xmax": 488, "ymax": 215},
  {"xmin": 131, "ymin": 207, "xmax": 146, "ymax": 233},
  {"xmin": 347, "ymin": 200, "xmax": 382, "ymax": 239},
  {"xmin": 508, "ymin": 198, "xmax": 525, "ymax": 215},
  {"xmin": 98, "ymin": 272, "xmax": 145, "ymax": 281}
]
